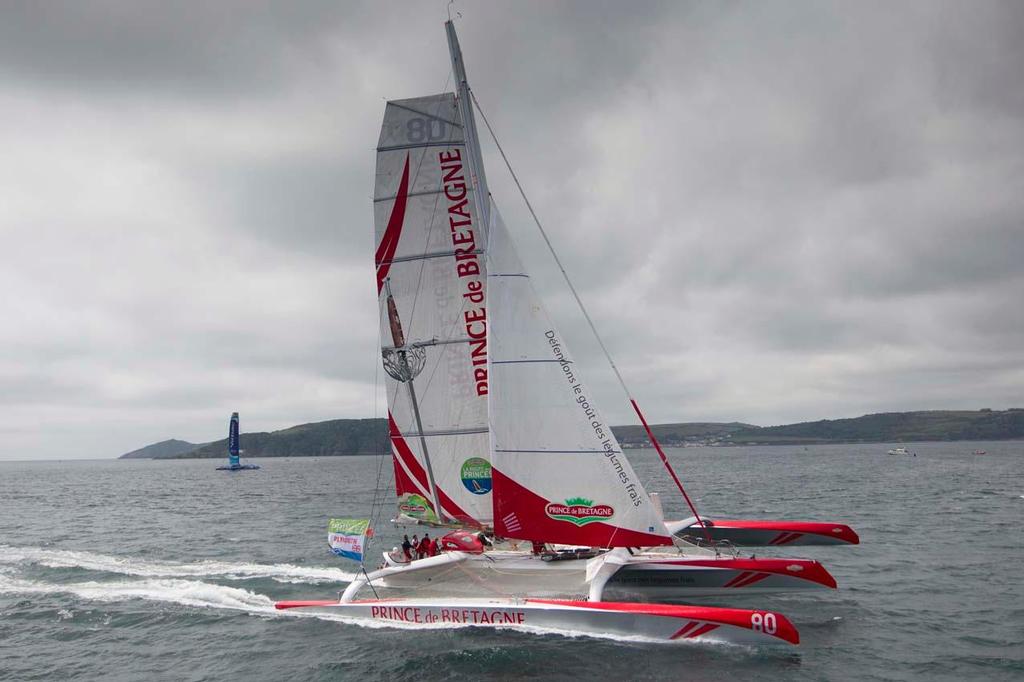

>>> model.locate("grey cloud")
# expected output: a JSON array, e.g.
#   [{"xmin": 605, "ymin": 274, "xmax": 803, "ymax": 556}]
[
  {"xmin": 0, "ymin": 1, "xmax": 349, "ymax": 97},
  {"xmin": 1, "ymin": 1, "xmax": 1021, "ymax": 459}
]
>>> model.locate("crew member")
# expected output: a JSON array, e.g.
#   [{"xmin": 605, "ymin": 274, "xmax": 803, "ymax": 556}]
[{"xmin": 401, "ymin": 534, "xmax": 413, "ymax": 561}]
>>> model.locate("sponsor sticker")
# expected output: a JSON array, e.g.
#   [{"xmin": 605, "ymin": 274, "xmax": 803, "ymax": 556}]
[
  {"xmin": 460, "ymin": 457, "xmax": 492, "ymax": 495},
  {"xmin": 545, "ymin": 497, "xmax": 615, "ymax": 526},
  {"xmin": 398, "ymin": 493, "xmax": 439, "ymax": 524}
]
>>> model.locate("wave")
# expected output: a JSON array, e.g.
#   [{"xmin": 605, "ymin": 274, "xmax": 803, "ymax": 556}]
[
  {"xmin": 0, "ymin": 545, "xmax": 356, "ymax": 584},
  {"xmin": 0, "ymin": 574, "xmax": 473, "ymax": 631},
  {"xmin": 0, "ymin": 574, "xmax": 282, "ymax": 614},
  {"xmin": 0, "ymin": 571, "xmax": 770, "ymax": 647},
  {"xmin": 0, "ymin": 571, "xmax": 399, "ymax": 629}
]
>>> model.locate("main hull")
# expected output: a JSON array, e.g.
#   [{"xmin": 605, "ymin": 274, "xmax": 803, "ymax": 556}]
[
  {"xmin": 275, "ymin": 597, "xmax": 799, "ymax": 646},
  {"xmin": 374, "ymin": 550, "xmax": 836, "ymax": 598}
]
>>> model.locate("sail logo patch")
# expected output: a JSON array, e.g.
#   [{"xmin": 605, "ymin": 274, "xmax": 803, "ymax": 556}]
[
  {"xmin": 460, "ymin": 457, "xmax": 492, "ymax": 495},
  {"xmin": 398, "ymin": 493, "xmax": 438, "ymax": 524},
  {"xmin": 545, "ymin": 497, "xmax": 614, "ymax": 526}
]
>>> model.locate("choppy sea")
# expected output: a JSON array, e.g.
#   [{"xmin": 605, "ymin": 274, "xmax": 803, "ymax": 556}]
[{"xmin": 2, "ymin": 442, "xmax": 1022, "ymax": 681}]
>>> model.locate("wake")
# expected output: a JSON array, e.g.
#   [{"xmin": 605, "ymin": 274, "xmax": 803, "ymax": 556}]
[
  {"xmin": 0, "ymin": 545, "xmax": 356, "ymax": 584},
  {"xmin": 0, "ymin": 573, "xmax": 282, "ymax": 614},
  {"xmin": 0, "ymin": 572, "xmax": 431, "ymax": 630}
]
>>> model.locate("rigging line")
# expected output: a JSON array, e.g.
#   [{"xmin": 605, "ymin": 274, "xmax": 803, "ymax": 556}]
[
  {"xmin": 470, "ymin": 91, "xmax": 714, "ymax": 548},
  {"xmin": 362, "ymin": 565, "xmax": 380, "ymax": 600},
  {"xmin": 370, "ymin": 323, "xmax": 390, "ymax": 538}
]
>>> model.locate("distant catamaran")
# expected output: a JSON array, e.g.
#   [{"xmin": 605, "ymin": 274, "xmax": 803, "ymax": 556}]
[
  {"xmin": 276, "ymin": 20, "xmax": 823, "ymax": 645},
  {"xmin": 216, "ymin": 413, "xmax": 260, "ymax": 471}
]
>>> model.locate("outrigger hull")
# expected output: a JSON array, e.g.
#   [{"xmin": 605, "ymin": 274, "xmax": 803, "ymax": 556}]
[
  {"xmin": 275, "ymin": 597, "xmax": 799, "ymax": 646},
  {"xmin": 607, "ymin": 557, "xmax": 836, "ymax": 597},
  {"xmin": 674, "ymin": 519, "xmax": 860, "ymax": 546}
]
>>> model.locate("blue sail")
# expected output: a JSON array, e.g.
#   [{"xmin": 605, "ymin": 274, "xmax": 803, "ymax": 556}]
[
  {"xmin": 217, "ymin": 412, "xmax": 259, "ymax": 470},
  {"xmin": 228, "ymin": 412, "xmax": 240, "ymax": 466}
]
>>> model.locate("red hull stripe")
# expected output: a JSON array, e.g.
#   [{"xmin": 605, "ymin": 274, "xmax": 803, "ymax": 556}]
[
  {"xmin": 686, "ymin": 623, "xmax": 720, "ymax": 639},
  {"xmin": 375, "ymin": 154, "xmax": 411, "ymax": 293},
  {"xmin": 769, "ymin": 531, "xmax": 802, "ymax": 545},
  {"xmin": 389, "ymin": 414, "xmax": 481, "ymax": 528},
  {"xmin": 670, "ymin": 620, "xmax": 699, "ymax": 639},
  {"xmin": 492, "ymin": 468, "xmax": 672, "ymax": 547},
  {"xmin": 730, "ymin": 572, "xmax": 770, "ymax": 589},
  {"xmin": 526, "ymin": 599, "xmax": 799, "ymax": 644},
  {"xmin": 647, "ymin": 558, "xmax": 837, "ymax": 589},
  {"xmin": 712, "ymin": 519, "xmax": 860, "ymax": 545},
  {"xmin": 723, "ymin": 571, "xmax": 753, "ymax": 588}
]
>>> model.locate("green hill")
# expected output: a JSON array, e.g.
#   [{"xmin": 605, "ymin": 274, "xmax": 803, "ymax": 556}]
[
  {"xmin": 613, "ymin": 422, "xmax": 755, "ymax": 447},
  {"xmin": 119, "ymin": 438, "xmax": 202, "ymax": 459},
  {"xmin": 118, "ymin": 409, "xmax": 1024, "ymax": 459},
  {"xmin": 138, "ymin": 418, "xmax": 388, "ymax": 459},
  {"xmin": 727, "ymin": 409, "xmax": 1024, "ymax": 445}
]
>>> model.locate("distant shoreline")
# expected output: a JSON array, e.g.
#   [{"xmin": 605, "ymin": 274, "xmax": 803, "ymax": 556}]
[{"xmin": 118, "ymin": 409, "xmax": 1024, "ymax": 459}]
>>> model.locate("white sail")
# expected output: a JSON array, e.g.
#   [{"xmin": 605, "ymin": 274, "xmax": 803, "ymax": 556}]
[
  {"xmin": 486, "ymin": 207, "xmax": 672, "ymax": 547},
  {"xmin": 374, "ymin": 93, "xmax": 492, "ymax": 527}
]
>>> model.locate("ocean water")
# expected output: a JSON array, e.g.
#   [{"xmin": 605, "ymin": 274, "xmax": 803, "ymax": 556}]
[{"xmin": 1, "ymin": 442, "xmax": 1022, "ymax": 681}]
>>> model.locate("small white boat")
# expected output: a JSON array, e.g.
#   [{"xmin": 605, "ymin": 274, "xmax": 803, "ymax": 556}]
[{"xmin": 887, "ymin": 447, "xmax": 911, "ymax": 456}]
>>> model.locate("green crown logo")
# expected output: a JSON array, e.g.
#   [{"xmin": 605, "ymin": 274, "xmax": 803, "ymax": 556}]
[{"xmin": 564, "ymin": 497, "xmax": 594, "ymax": 507}]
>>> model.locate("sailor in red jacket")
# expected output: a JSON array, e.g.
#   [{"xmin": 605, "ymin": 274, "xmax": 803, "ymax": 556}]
[{"xmin": 417, "ymin": 534, "xmax": 431, "ymax": 559}]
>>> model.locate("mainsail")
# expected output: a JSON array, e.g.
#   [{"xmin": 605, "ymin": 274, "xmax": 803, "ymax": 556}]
[
  {"xmin": 228, "ymin": 412, "xmax": 240, "ymax": 467},
  {"xmin": 374, "ymin": 93, "xmax": 491, "ymax": 527},
  {"xmin": 486, "ymin": 208, "xmax": 671, "ymax": 547}
]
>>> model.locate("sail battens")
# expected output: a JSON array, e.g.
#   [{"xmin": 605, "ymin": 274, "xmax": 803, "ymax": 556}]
[
  {"xmin": 491, "ymin": 359, "xmax": 572, "ymax": 365},
  {"xmin": 380, "ymin": 248, "xmax": 484, "ymax": 265},
  {"xmin": 392, "ymin": 427, "xmax": 489, "ymax": 438},
  {"xmin": 376, "ymin": 87, "xmax": 669, "ymax": 546},
  {"xmin": 373, "ymin": 187, "xmax": 450, "ymax": 203},
  {"xmin": 377, "ymin": 93, "xmax": 492, "ymax": 526},
  {"xmin": 385, "ymin": 100, "xmax": 463, "ymax": 128},
  {"xmin": 382, "ymin": 336, "xmax": 477, "ymax": 352},
  {"xmin": 377, "ymin": 141, "xmax": 461, "ymax": 153},
  {"xmin": 488, "ymin": 208, "xmax": 671, "ymax": 547},
  {"xmin": 494, "ymin": 449, "xmax": 620, "ymax": 454}
]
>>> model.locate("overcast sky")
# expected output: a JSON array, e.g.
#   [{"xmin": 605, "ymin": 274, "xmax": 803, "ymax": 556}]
[{"xmin": 1, "ymin": 1, "xmax": 1021, "ymax": 460}]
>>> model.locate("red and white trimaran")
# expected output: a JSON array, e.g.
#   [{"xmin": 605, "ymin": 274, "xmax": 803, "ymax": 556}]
[{"xmin": 278, "ymin": 19, "xmax": 853, "ymax": 645}]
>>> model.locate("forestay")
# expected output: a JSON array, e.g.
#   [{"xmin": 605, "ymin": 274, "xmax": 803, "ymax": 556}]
[
  {"xmin": 486, "ymin": 208, "xmax": 672, "ymax": 547},
  {"xmin": 374, "ymin": 93, "xmax": 492, "ymax": 528}
]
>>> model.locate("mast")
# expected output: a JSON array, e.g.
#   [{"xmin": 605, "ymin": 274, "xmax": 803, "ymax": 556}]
[
  {"xmin": 446, "ymin": 19, "xmax": 492, "ymax": 531},
  {"xmin": 445, "ymin": 21, "xmax": 490, "ymax": 230},
  {"xmin": 384, "ymin": 278, "xmax": 445, "ymax": 524}
]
